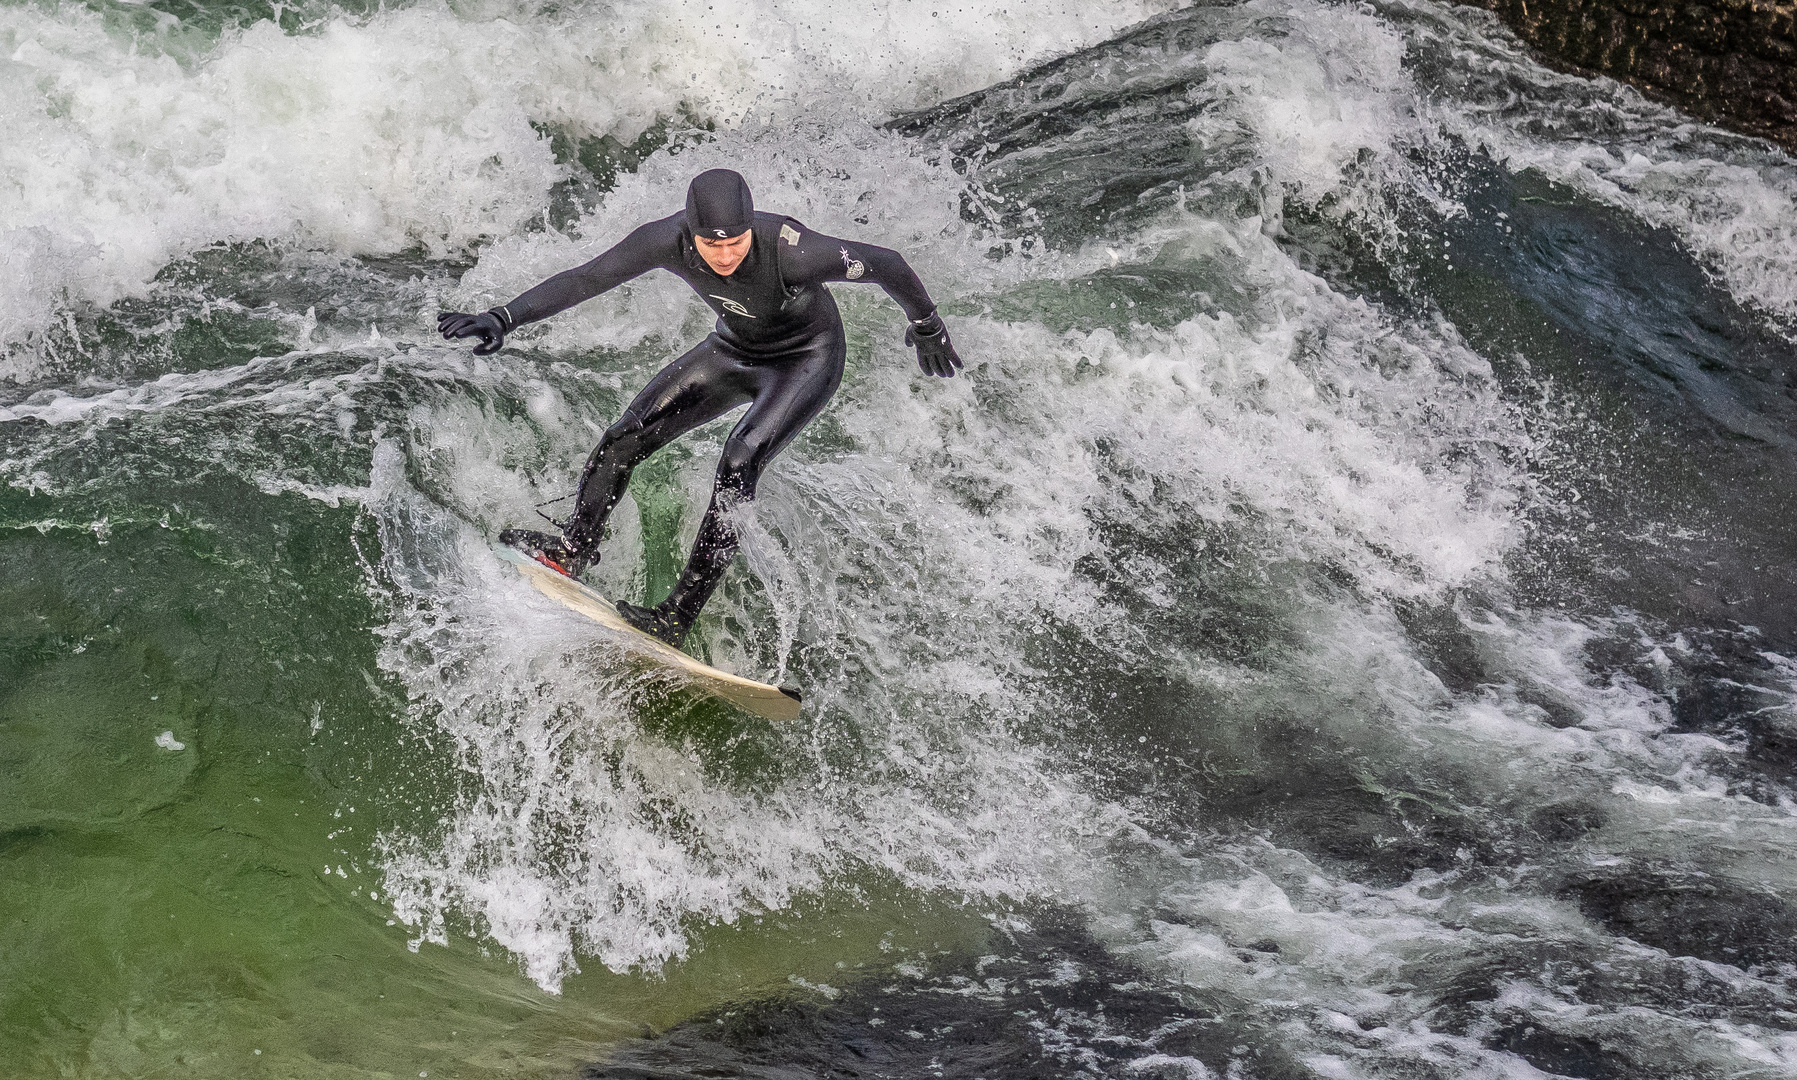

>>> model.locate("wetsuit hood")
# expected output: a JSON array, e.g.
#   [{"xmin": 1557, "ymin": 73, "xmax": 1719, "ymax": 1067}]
[{"xmin": 685, "ymin": 169, "xmax": 755, "ymax": 239}]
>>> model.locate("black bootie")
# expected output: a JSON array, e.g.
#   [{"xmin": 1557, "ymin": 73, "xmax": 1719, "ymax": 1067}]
[
  {"xmin": 499, "ymin": 528, "xmax": 593, "ymax": 579},
  {"xmin": 615, "ymin": 600, "xmax": 692, "ymax": 648}
]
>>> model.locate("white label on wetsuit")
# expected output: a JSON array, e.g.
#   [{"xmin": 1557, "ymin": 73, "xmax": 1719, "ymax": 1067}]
[
  {"xmin": 709, "ymin": 295, "xmax": 755, "ymax": 318},
  {"xmin": 780, "ymin": 224, "xmax": 801, "ymax": 246}
]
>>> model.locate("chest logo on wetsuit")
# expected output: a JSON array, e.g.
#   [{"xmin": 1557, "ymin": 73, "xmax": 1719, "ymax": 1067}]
[
  {"xmin": 709, "ymin": 294, "xmax": 756, "ymax": 318},
  {"xmin": 839, "ymin": 247, "xmax": 865, "ymax": 280},
  {"xmin": 780, "ymin": 224, "xmax": 801, "ymax": 246}
]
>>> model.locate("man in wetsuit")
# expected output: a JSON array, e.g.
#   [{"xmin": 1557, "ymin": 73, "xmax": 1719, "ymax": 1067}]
[{"xmin": 437, "ymin": 168, "xmax": 962, "ymax": 648}]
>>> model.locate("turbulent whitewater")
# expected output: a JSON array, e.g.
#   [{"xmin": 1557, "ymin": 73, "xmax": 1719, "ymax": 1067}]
[{"xmin": 4, "ymin": 0, "xmax": 1796, "ymax": 1077}]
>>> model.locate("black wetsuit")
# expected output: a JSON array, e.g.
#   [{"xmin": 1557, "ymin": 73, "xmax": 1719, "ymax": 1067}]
[{"xmin": 496, "ymin": 209, "xmax": 940, "ymax": 633}]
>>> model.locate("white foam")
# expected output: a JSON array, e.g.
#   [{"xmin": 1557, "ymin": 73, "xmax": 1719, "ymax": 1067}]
[
  {"xmin": 1197, "ymin": 2, "xmax": 1416, "ymax": 204},
  {"xmin": 370, "ymin": 100, "xmax": 1538, "ymax": 994},
  {"xmin": 1099, "ymin": 832, "xmax": 1797, "ymax": 1077},
  {"xmin": 1154, "ymin": 0, "xmax": 1797, "ymax": 334},
  {"xmin": 1384, "ymin": 0, "xmax": 1797, "ymax": 330},
  {"xmin": 5, "ymin": 0, "xmax": 1790, "ymax": 1069},
  {"xmin": 1072, "ymin": 593, "xmax": 1797, "ymax": 1072},
  {"xmin": 0, "ymin": 0, "xmax": 1179, "ymax": 352}
]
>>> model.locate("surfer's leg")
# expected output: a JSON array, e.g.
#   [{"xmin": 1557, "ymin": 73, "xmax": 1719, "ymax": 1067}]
[
  {"xmin": 631, "ymin": 326, "xmax": 847, "ymax": 642},
  {"xmin": 560, "ymin": 337, "xmax": 755, "ymax": 558}
]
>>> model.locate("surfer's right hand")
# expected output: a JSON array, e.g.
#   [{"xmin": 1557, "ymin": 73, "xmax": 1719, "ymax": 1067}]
[{"xmin": 437, "ymin": 310, "xmax": 507, "ymax": 355}]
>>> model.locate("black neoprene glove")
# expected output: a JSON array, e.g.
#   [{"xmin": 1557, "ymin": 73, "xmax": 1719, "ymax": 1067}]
[
  {"xmin": 905, "ymin": 312, "xmax": 962, "ymax": 378},
  {"xmin": 437, "ymin": 309, "xmax": 509, "ymax": 355}
]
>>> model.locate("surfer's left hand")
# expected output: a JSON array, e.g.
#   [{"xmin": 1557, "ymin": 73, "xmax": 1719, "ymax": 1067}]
[
  {"xmin": 437, "ymin": 310, "xmax": 507, "ymax": 355},
  {"xmin": 906, "ymin": 312, "xmax": 962, "ymax": 378}
]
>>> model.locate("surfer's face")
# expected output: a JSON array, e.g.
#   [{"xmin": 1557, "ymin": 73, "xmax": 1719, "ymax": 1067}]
[{"xmin": 695, "ymin": 230, "xmax": 753, "ymax": 276}]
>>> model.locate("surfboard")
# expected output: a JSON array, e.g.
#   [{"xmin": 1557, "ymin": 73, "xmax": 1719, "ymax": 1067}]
[{"xmin": 494, "ymin": 543, "xmax": 803, "ymax": 722}]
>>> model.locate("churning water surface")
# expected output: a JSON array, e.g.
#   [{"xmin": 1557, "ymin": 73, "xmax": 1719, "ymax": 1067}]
[{"xmin": 4, "ymin": 0, "xmax": 1797, "ymax": 1077}]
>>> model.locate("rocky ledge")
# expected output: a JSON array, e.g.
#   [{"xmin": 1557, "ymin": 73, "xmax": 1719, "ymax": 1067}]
[{"xmin": 1457, "ymin": 0, "xmax": 1797, "ymax": 151}]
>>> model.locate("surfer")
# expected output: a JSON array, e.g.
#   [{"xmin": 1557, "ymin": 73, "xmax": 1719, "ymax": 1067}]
[{"xmin": 438, "ymin": 168, "xmax": 962, "ymax": 647}]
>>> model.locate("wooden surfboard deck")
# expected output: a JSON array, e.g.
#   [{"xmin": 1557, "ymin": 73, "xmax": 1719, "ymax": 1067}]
[{"xmin": 495, "ymin": 543, "xmax": 802, "ymax": 722}]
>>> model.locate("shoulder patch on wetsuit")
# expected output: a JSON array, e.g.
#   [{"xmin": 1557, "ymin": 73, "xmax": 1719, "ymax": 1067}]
[
  {"xmin": 839, "ymin": 246, "xmax": 866, "ymax": 280},
  {"xmin": 779, "ymin": 223, "xmax": 801, "ymax": 246}
]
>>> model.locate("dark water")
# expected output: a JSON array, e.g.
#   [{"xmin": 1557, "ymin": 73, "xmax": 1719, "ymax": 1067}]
[{"xmin": 4, "ymin": 0, "xmax": 1797, "ymax": 1076}]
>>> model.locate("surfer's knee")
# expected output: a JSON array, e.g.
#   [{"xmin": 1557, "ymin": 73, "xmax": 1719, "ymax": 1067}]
[
  {"xmin": 716, "ymin": 435, "xmax": 770, "ymax": 493},
  {"xmin": 604, "ymin": 410, "xmax": 645, "ymax": 444},
  {"xmin": 594, "ymin": 411, "xmax": 649, "ymax": 462}
]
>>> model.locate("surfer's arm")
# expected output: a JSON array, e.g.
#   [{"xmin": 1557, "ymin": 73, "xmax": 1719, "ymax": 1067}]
[
  {"xmin": 493, "ymin": 218, "xmax": 679, "ymax": 329},
  {"xmin": 781, "ymin": 223, "xmax": 962, "ymax": 377},
  {"xmin": 840, "ymin": 243, "xmax": 937, "ymax": 323},
  {"xmin": 779, "ymin": 223, "xmax": 939, "ymax": 322},
  {"xmin": 437, "ymin": 217, "xmax": 679, "ymax": 353}
]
